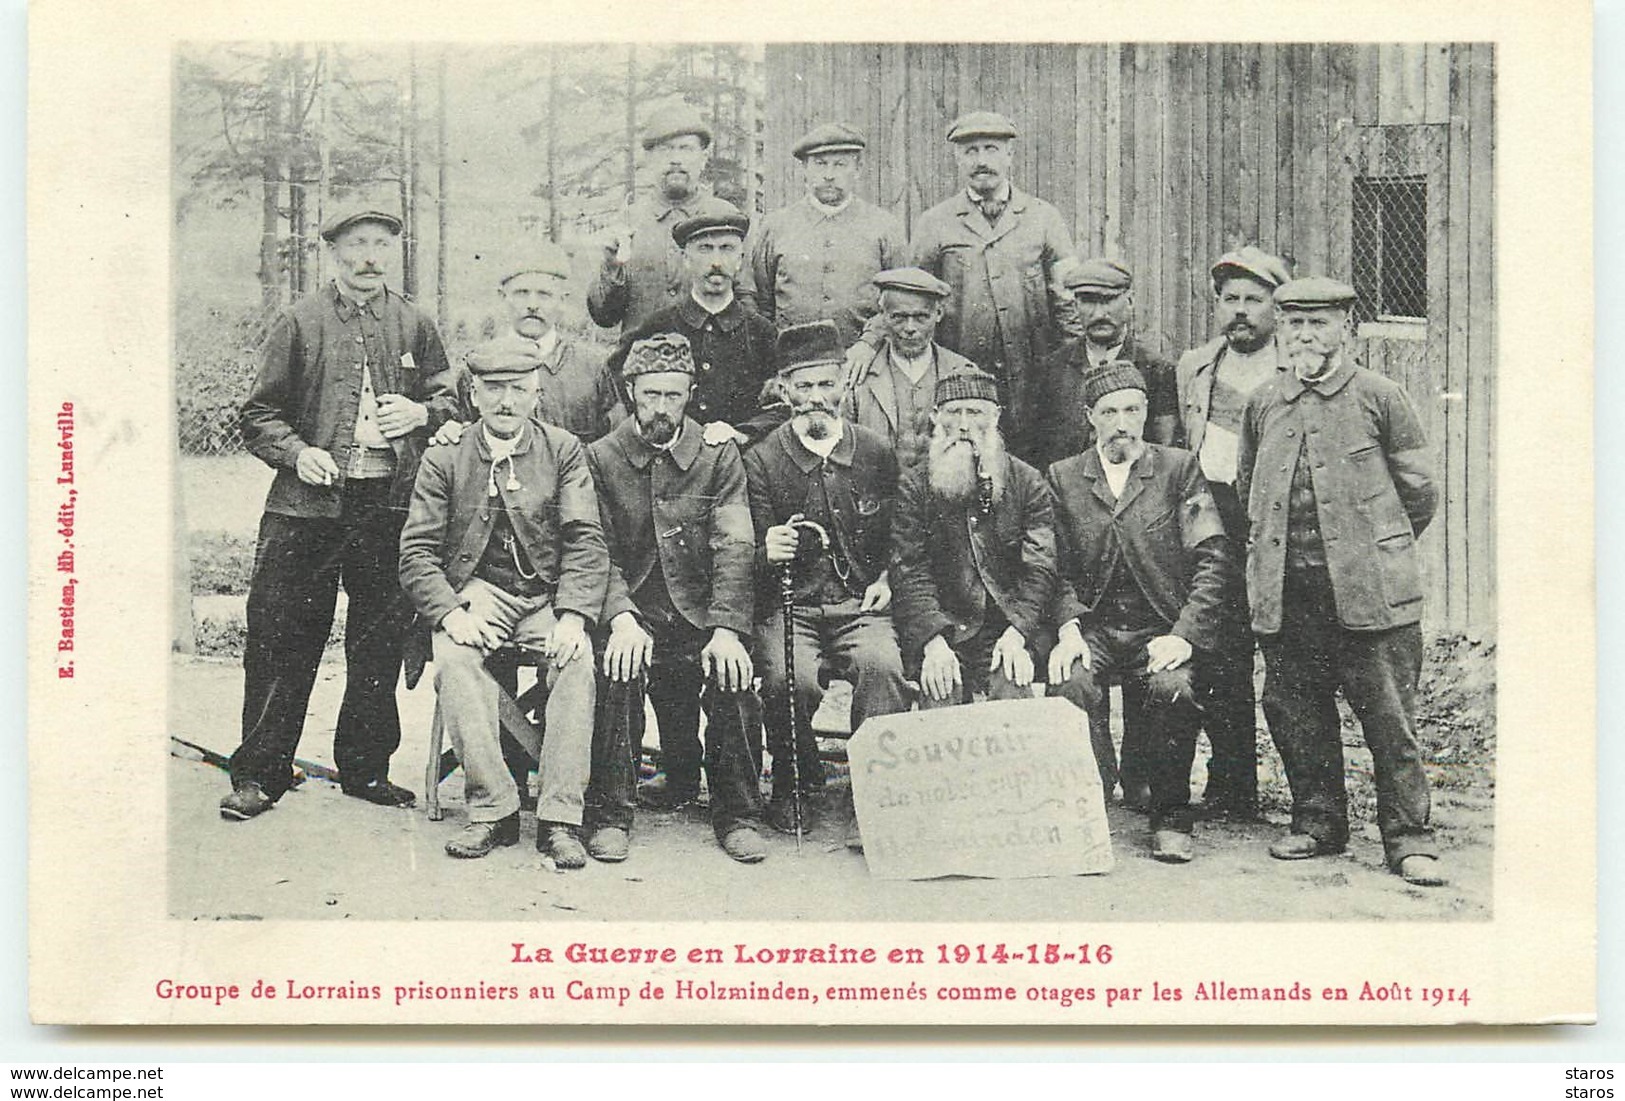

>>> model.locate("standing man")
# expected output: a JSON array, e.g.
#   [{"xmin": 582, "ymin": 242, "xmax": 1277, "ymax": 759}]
[
  {"xmin": 609, "ymin": 197, "xmax": 784, "ymax": 448},
  {"xmin": 1237, "ymin": 277, "xmax": 1444, "ymax": 887},
  {"xmin": 1176, "ymin": 245, "xmax": 1292, "ymax": 819},
  {"xmin": 744, "ymin": 322, "xmax": 909, "ymax": 835},
  {"xmin": 1045, "ymin": 363, "xmax": 1233, "ymax": 862},
  {"xmin": 589, "ymin": 103, "xmax": 715, "ymax": 334},
  {"xmin": 585, "ymin": 333, "xmax": 770, "ymax": 864},
  {"xmin": 840, "ymin": 267, "xmax": 976, "ymax": 478},
  {"xmin": 904, "ymin": 111, "xmax": 1074, "ymax": 464},
  {"xmin": 744, "ymin": 122, "xmax": 905, "ymax": 346},
  {"xmin": 398, "ymin": 345, "xmax": 608, "ymax": 866},
  {"xmin": 222, "ymin": 208, "xmax": 456, "ymax": 821},
  {"xmin": 1026, "ymin": 258, "xmax": 1180, "ymax": 472},
  {"xmin": 891, "ymin": 368, "xmax": 1056, "ymax": 710}
]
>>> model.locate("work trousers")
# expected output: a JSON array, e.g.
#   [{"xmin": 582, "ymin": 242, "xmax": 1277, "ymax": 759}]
[
  {"xmin": 1201, "ymin": 481, "xmax": 1260, "ymax": 811},
  {"xmin": 1047, "ymin": 622, "xmax": 1203, "ymax": 833},
  {"xmin": 585, "ymin": 619, "xmax": 766, "ymax": 839},
  {"xmin": 232, "ymin": 479, "xmax": 410, "ymax": 799},
  {"xmin": 431, "ymin": 578, "xmax": 594, "ymax": 826},
  {"xmin": 1258, "ymin": 566, "xmax": 1434, "ymax": 866},
  {"xmin": 756, "ymin": 599, "xmax": 909, "ymax": 799},
  {"xmin": 917, "ymin": 622, "xmax": 1037, "ymax": 708}
]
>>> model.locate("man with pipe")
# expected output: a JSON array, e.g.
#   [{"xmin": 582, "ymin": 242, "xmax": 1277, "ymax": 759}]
[{"xmin": 743, "ymin": 321, "xmax": 909, "ymax": 841}]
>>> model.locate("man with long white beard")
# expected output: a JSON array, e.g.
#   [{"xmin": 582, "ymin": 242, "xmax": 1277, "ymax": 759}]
[
  {"xmin": 584, "ymin": 333, "xmax": 770, "ymax": 864},
  {"xmin": 891, "ymin": 367, "xmax": 1056, "ymax": 710},
  {"xmin": 1044, "ymin": 362, "xmax": 1233, "ymax": 864},
  {"xmin": 1237, "ymin": 277, "xmax": 1443, "ymax": 886},
  {"xmin": 743, "ymin": 321, "xmax": 909, "ymax": 838}
]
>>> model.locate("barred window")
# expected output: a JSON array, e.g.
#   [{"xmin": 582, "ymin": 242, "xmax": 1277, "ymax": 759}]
[{"xmin": 1351, "ymin": 175, "xmax": 1428, "ymax": 323}]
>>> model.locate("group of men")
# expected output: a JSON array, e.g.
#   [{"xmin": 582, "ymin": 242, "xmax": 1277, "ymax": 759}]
[{"xmin": 216, "ymin": 102, "xmax": 1447, "ymax": 888}]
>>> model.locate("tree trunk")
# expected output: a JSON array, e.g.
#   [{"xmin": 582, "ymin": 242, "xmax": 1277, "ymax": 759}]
[
  {"xmin": 623, "ymin": 46, "xmax": 637, "ymax": 207},
  {"xmin": 258, "ymin": 45, "xmax": 284, "ymax": 312},
  {"xmin": 547, "ymin": 45, "xmax": 560, "ymax": 241},
  {"xmin": 436, "ymin": 47, "xmax": 449, "ymax": 331},
  {"xmin": 400, "ymin": 46, "xmax": 419, "ymax": 298},
  {"xmin": 287, "ymin": 45, "xmax": 308, "ymax": 297}
]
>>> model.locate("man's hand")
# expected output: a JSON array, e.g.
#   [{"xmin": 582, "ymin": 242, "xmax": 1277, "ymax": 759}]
[
  {"xmin": 764, "ymin": 512, "xmax": 804, "ymax": 565},
  {"xmin": 920, "ymin": 635, "xmax": 962, "ymax": 702},
  {"xmin": 295, "ymin": 446, "xmax": 340, "ymax": 487},
  {"xmin": 375, "ymin": 393, "xmax": 428, "ymax": 438},
  {"xmin": 989, "ymin": 625, "xmax": 1034, "ymax": 688},
  {"xmin": 546, "ymin": 611, "xmax": 591, "ymax": 668},
  {"xmin": 1047, "ymin": 620, "xmax": 1093, "ymax": 684},
  {"xmin": 702, "ymin": 627, "xmax": 753, "ymax": 693},
  {"xmin": 1145, "ymin": 634, "xmax": 1193, "ymax": 673},
  {"xmin": 603, "ymin": 611, "xmax": 654, "ymax": 682},
  {"xmin": 601, "ymin": 224, "xmax": 633, "ymax": 267},
  {"xmin": 859, "ymin": 569, "xmax": 892, "ymax": 613},
  {"xmin": 430, "ymin": 419, "xmax": 467, "ymax": 447},
  {"xmin": 702, "ymin": 421, "xmax": 747, "ymax": 447},
  {"xmin": 441, "ymin": 606, "xmax": 502, "ymax": 652}
]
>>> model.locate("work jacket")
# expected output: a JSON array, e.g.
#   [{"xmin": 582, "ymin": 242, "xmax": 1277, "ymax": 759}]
[
  {"xmin": 454, "ymin": 333, "xmax": 625, "ymax": 445},
  {"xmin": 586, "ymin": 415, "xmax": 755, "ymax": 636},
  {"xmin": 1237, "ymin": 358, "xmax": 1438, "ymax": 634},
  {"xmin": 1175, "ymin": 334, "xmax": 1283, "ymax": 459},
  {"xmin": 891, "ymin": 453, "xmax": 1057, "ymax": 661},
  {"xmin": 742, "ymin": 420, "xmax": 898, "ymax": 608},
  {"xmin": 398, "ymin": 421, "xmax": 609, "ymax": 628},
  {"xmin": 908, "ymin": 185, "xmax": 1073, "ymax": 426},
  {"xmin": 241, "ymin": 283, "xmax": 457, "ymax": 519},
  {"xmin": 1047, "ymin": 444, "xmax": 1232, "ymax": 653},
  {"xmin": 586, "ymin": 189, "xmax": 710, "ymax": 333},
  {"xmin": 841, "ymin": 340, "xmax": 975, "ymax": 453},
  {"xmin": 742, "ymin": 195, "xmax": 905, "ymax": 346}
]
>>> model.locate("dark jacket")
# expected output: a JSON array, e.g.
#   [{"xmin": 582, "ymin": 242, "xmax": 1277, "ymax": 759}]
[
  {"xmin": 1047, "ymin": 444, "xmax": 1232, "ymax": 652},
  {"xmin": 840, "ymin": 340, "xmax": 976, "ymax": 447},
  {"xmin": 585, "ymin": 415, "xmax": 755, "ymax": 636},
  {"xmin": 891, "ymin": 452, "xmax": 1057, "ymax": 660},
  {"xmin": 607, "ymin": 296, "xmax": 786, "ymax": 445},
  {"xmin": 1237, "ymin": 358, "xmax": 1438, "ymax": 634},
  {"xmin": 398, "ymin": 421, "xmax": 609, "ymax": 627},
  {"xmin": 1026, "ymin": 333, "xmax": 1179, "ymax": 469},
  {"xmin": 241, "ymin": 283, "xmax": 457, "ymax": 518},
  {"xmin": 586, "ymin": 189, "xmax": 710, "ymax": 333},
  {"xmin": 742, "ymin": 421, "xmax": 898, "ymax": 608}
]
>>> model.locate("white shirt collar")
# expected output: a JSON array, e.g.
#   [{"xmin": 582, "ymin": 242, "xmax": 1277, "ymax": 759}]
[{"xmin": 690, "ymin": 288, "xmax": 735, "ymax": 315}]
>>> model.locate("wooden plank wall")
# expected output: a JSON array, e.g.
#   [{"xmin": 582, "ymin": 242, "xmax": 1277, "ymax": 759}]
[{"xmin": 763, "ymin": 43, "xmax": 1495, "ymax": 630}]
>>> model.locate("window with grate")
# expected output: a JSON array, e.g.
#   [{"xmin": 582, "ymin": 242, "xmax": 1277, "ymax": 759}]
[{"xmin": 1351, "ymin": 175, "xmax": 1428, "ymax": 324}]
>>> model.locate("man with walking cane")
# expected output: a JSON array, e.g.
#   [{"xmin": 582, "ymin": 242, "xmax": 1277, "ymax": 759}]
[
  {"xmin": 584, "ymin": 332, "xmax": 771, "ymax": 864},
  {"xmin": 744, "ymin": 322, "xmax": 910, "ymax": 847}
]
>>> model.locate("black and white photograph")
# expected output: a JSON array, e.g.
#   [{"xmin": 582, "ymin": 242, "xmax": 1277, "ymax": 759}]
[
  {"xmin": 25, "ymin": 0, "xmax": 1594, "ymax": 1031},
  {"xmin": 165, "ymin": 40, "xmax": 1497, "ymax": 923}
]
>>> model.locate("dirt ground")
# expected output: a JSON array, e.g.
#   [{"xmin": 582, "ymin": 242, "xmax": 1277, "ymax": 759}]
[{"xmin": 168, "ymin": 648, "xmax": 1494, "ymax": 923}]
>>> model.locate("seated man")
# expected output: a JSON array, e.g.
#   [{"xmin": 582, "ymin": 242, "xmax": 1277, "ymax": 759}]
[
  {"xmin": 1045, "ymin": 362, "xmax": 1233, "ymax": 865},
  {"xmin": 743, "ymin": 321, "xmax": 909, "ymax": 838},
  {"xmin": 398, "ymin": 342, "xmax": 609, "ymax": 866},
  {"xmin": 891, "ymin": 367, "xmax": 1057, "ymax": 710},
  {"xmin": 584, "ymin": 332, "xmax": 771, "ymax": 865}
]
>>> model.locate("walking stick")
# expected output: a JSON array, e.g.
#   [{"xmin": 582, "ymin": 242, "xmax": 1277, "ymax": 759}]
[{"xmin": 779, "ymin": 517, "xmax": 830, "ymax": 854}]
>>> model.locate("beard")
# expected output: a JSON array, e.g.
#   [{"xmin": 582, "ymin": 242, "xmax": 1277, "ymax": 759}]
[
  {"xmin": 1224, "ymin": 320, "xmax": 1269, "ymax": 353},
  {"xmin": 1099, "ymin": 430, "xmax": 1146, "ymax": 465},
  {"xmin": 1285, "ymin": 340, "xmax": 1337, "ymax": 380},
  {"xmin": 637, "ymin": 411, "xmax": 679, "ymax": 446},
  {"xmin": 659, "ymin": 169, "xmax": 694, "ymax": 201},
  {"xmin": 928, "ymin": 425, "xmax": 1005, "ymax": 505},
  {"xmin": 792, "ymin": 401, "xmax": 838, "ymax": 440}
]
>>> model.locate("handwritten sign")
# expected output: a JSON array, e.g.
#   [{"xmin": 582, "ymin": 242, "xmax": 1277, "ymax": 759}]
[{"xmin": 848, "ymin": 698, "xmax": 1113, "ymax": 880}]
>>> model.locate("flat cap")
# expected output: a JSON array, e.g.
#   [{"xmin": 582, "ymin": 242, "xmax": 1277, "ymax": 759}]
[
  {"xmin": 671, "ymin": 196, "xmax": 750, "ymax": 248},
  {"xmin": 641, "ymin": 102, "xmax": 713, "ymax": 150},
  {"xmin": 946, "ymin": 110, "xmax": 1018, "ymax": 143},
  {"xmin": 1081, "ymin": 361, "xmax": 1148, "ymax": 409},
  {"xmin": 872, "ymin": 267, "xmax": 952, "ymax": 299},
  {"xmin": 775, "ymin": 321, "xmax": 845, "ymax": 376},
  {"xmin": 319, "ymin": 208, "xmax": 402, "ymax": 242},
  {"xmin": 1211, "ymin": 246, "xmax": 1291, "ymax": 293},
  {"xmin": 1060, "ymin": 256, "xmax": 1133, "ymax": 297},
  {"xmin": 1274, "ymin": 276, "xmax": 1358, "ymax": 311},
  {"xmin": 935, "ymin": 367, "xmax": 1001, "ymax": 407},
  {"xmin": 466, "ymin": 335, "xmax": 544, "ymax": 380},
  {"xmin": 793, "ymin": 122, "xmax": 866, "ymax": 160},
  {"xmin": 621, "ymin": 332, "xmax": 696, "ymax": 379},
  {"xmin": 498, "ymin": 241, "xmax": 572, "ymax": 284}
]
